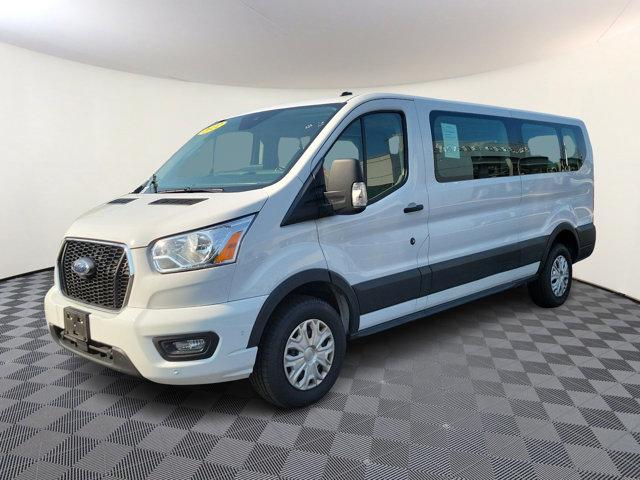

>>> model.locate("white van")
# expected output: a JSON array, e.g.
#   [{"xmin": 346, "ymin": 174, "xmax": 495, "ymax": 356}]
[{"xmin": 44, "ymin": 93, "xmax": 595, "ymax": 407}]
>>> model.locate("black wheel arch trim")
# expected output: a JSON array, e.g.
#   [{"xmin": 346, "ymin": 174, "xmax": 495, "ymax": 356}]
[
  {"xmin": 247, "ymin": 269, "xmax": 360, "ymax": 348},
  {"xmin": 576, "ymin": 223, "xmax": 596, "ymax": 261},
  {"xmin": 538, "ymin": 222, "xmax": 591, "ymax": 273}
]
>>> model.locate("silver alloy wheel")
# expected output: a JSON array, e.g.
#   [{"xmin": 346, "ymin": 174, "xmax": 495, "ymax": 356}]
[
  {"xmin": 283, "ymin": 318, "xmax": 335, "ymax": 391},
  {"xmin": 550, "ymin": 254, "xmax": 570, "ymax": 297}
]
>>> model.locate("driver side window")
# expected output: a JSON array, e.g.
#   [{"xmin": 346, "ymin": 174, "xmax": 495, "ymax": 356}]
[{"xmin": 323, "ymin": 112, "xmax": 407, "ymax": 202}]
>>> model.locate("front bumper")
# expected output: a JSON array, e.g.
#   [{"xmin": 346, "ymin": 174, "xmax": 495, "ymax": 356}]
[
  {"xmin": 44, "ymin": 287, "xmax": 265, "ymax": 385},
  {"xmin": 49, "ymin": 324, "xmax": 141, "ymax": 377}
]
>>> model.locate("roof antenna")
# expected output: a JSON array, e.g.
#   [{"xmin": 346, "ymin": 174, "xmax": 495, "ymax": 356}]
[{"xmin": 340, "ymin": 91, "xmax": 353, "ymax": 97}]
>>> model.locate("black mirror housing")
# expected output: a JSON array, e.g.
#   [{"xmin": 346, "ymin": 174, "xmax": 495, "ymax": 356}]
[{"xmin": 324, "ymin": 158, "xmax": 367, "ymax": 214}]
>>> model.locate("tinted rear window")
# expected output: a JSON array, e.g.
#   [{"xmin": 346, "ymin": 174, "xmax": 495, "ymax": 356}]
[
  {"xmin": 432, "ymin": 113, "xmax": 513, "ymax": 182},
  {"xmin": 430, "ymin": 111, "xmax": 586, "ymax": 181}
]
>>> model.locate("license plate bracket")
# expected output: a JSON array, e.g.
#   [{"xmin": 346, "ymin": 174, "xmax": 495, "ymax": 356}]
[{"xmin": 63, "ymin": 307, "xmax": 91, "ymax": 344}]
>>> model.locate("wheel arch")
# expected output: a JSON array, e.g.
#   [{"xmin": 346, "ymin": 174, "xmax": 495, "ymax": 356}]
[
  {"xmin": 247, "ymin": 269, "xmax": 360, "ymax": 348},
  {"xmin": 539, "ymin": 223, "xmax": 579, "ymax": 273}
]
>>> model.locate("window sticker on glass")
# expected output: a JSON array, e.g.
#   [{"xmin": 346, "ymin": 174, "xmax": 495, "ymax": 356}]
[
  {"xmin": 441, "ymin": 122, "xmax": 460, "ymax": 159},
  {"xmin": 198, "ymin": 121, "xmax": 227, "ymax": 135}
]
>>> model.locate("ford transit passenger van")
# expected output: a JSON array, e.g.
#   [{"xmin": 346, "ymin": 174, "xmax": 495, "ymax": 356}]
[{"xmin": 45, "ymin": 93, "xmax": 595, "ymax": 407}]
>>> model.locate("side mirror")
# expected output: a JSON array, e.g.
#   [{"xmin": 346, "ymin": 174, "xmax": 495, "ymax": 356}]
[{"xmin": 324, "ymin": 158, "xmax": 367, "ymax": 214}]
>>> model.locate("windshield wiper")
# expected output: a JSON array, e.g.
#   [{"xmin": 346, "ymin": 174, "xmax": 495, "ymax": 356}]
[{"xmin": 157, "ymin": 187, "xmax": 224, "ymax": 193}]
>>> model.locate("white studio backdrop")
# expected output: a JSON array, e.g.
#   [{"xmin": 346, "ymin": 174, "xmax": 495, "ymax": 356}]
[{"xmin": 1, "ymin": 25, "xmax": 639, "ymax": 299}]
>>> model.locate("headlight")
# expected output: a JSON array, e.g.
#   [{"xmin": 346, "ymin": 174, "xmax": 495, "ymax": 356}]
[{"xmin": 150, "ymin": 215, "xmax": 255, "ymax": 273}]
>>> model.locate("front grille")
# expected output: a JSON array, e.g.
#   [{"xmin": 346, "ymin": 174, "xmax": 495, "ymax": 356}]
[{"xmin": 59, "ymin": 239, "xmax": 132, "ymax": 309}]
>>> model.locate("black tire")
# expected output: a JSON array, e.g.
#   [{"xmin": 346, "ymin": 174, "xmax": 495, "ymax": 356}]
[
  {"xmin": 528, "ymin": 243, "xmax": 573, "ymax": 308},
  {"xmin": 250, "ymin": 295, "xmax": 346, "ymax": 408}
]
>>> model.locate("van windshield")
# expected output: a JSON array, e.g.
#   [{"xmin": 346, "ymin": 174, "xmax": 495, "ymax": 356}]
[{"xmin": 148, "ymin": 103, "xmax": 344, "ymax": 193}]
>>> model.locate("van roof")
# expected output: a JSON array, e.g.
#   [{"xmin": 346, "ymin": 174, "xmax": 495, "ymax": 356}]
[{"xmin": 242, "ymin": 92, "xmax": 583, "ymax": 125}]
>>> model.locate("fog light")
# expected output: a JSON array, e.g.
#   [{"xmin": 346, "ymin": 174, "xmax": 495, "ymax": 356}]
[
  {"xmin": 171, "ymin": 338, "xmax": 206, "ymax": 353},
  {"xmin": 153, "ymin": 332, "xmax": 218, "ymax": 361}
]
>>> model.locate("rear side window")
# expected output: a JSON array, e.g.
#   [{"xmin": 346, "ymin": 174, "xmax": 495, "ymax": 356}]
[
  {"xmin": 520, "ymin": 123, "xmax": 562, "ymax": 174},
  {"xmin": 430, "ymin": 111, "xmax": 586, "ymax": 180},
  {"xmin": 432, "ymin": 113, "xmax": 512, "ymax": 182},
  {"xmin": 561, "ymin": 127, "xmax": 585, "ymax": 171},
  {"xmin": 323, "ymin": 112, "xmax": 407, "ymax": 202}
]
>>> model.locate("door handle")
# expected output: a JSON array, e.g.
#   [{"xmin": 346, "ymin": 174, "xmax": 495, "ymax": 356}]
[{"xmin": 403, "ymin": 202, "xmax": 424, "ymax": 213}]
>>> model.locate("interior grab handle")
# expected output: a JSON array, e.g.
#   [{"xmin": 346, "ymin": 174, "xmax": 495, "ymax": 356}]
[{"xmin": 403, "ymin": 203, "xmax": 424, "ymax": 213}]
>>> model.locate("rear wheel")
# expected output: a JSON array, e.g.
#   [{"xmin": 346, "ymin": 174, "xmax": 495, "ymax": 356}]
[
  {"xmin": 250, "ymin": 295, "xmax": 346, "ymax": 408},
  {"xmin": 528, "ymin": 243, "xmax": 572, "ymax": 308}
]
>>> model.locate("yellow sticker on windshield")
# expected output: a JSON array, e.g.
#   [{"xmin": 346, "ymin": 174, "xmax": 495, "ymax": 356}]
[{"xmin": 197, "ymin": 121, "xmax": 226, "ymax": 135}]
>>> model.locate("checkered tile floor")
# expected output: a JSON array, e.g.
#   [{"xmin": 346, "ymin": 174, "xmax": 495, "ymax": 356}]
[{"xmin": 2, "ymin": 272, "xmax": 640, "ymax": 479}]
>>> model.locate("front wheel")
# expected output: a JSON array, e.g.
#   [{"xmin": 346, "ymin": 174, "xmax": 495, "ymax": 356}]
[
  {"xmin": 250, "ymin": 295, "xmax": 346, "ymax": 408},
  {"xmin": 528, "ymin": 243, "xmax": 573, "ymax": 308}
]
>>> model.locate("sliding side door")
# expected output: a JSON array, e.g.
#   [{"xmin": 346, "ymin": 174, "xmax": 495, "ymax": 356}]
[{"xmin": 416, "ymin": 103, "xmax": 526, "ymax": 310}]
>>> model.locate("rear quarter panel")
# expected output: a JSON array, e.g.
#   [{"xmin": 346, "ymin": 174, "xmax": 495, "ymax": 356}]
[{"xmin": 515, "ymin": 112, "xmax": 594, "ymax": 243}]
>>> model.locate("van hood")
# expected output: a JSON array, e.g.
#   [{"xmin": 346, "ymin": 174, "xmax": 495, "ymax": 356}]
[{"xmin": 65, "ymin": 190, "xmax": 268, "ymax": 248}]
